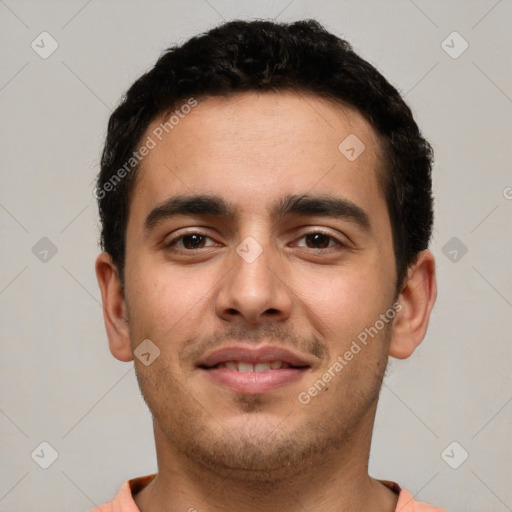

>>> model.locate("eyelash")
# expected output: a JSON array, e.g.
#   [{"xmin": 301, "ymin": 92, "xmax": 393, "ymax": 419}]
[{"xmin": 164, "ymin": 230, "xmax": 348, "ymax": 252}]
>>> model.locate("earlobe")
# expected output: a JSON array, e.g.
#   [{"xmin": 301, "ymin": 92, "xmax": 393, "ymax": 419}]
[
  {"xmin": 389, "ymin": 250, "xmax": 437, "ymax": 359},
  {"xmin": 95, "ymin": 252, "xmax": 133, "ymax": 362}
]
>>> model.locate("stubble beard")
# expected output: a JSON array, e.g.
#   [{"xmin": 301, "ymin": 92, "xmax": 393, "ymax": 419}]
[{"xmin": 135, "ymin": 353, "xmax": 388, "ymax": 487}]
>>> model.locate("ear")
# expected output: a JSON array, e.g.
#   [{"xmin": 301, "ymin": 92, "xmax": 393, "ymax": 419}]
[
  {"xmin": 95, "ymin": 252, "xmax": 133, "ymax": 362},
  {"xmin": 389, "ymin": 250, "xmax": 437, "ymax": 359}
]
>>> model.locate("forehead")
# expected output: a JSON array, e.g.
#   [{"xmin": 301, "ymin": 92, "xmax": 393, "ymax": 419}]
[{"xmin": 127, "ymin": 91, "xmax": 387, "ymax": 232}]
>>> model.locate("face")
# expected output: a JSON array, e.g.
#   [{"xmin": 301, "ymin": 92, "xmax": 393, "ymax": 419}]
[{"xmin": 119, "ymin": 91, "xmax": 401, "ymax": 480}]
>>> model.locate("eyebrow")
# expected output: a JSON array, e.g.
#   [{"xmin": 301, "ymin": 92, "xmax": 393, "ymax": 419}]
[
  {"xmin": 144, "ymin": 194, "xmax": 234, "ymax": 232},
  {"xmin": 144, "ymin": 193, "xmax": 372, "ymax": 233},
  {"xmin": 272, "ymin": 194, "xmax": 371, "ymax": 232}
]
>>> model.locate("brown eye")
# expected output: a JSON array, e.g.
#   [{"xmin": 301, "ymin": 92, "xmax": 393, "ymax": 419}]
[
  {"xmin": 181, "ymin": 234, "xmax": 206, "ymax": 249},
  {"xmin": 296, "ymin": 231, "xmax": 344, "ymax": 250},
  {"xmin": 304, "ymin": 233, "xmax": 332, "ymax": 249},
  {"xmin": 165, "ymin": 232, "xmax": 216, "ymax": 251}
]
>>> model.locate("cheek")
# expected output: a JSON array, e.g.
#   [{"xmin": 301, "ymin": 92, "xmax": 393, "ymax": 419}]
[
  {"xmin": 126, "ymin": 261, "xmax": 214, "ymax": 345},
  {"xmin": 289, "ymin": 260, "xmax": 388, "ymax": 338}
]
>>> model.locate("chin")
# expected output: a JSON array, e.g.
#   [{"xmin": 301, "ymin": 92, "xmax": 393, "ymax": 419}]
[
  {"xmin": 172, "ymin": 413, "xmax": 337, "ymax": 485},
  {"xmin": 192, "ymin": 434, "xmax": 315, "ymax": 484}
]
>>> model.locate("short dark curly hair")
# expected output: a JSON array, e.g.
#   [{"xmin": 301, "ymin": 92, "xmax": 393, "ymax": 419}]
[{"xmin": 96, "ymin": 19, "xmax": 433, "ymax": 297}]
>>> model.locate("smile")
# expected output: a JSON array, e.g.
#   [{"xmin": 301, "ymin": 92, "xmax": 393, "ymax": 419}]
[
  {"xmin": 197, "ymin": 345, "xmax": 314, "ymax": 394},
  {"xmin": 209, "ymin": 360, "xmax": 296, "ymax": 372}
]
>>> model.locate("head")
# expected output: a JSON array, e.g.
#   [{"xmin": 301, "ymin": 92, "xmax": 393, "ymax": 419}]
[{"xmin": 95, "ymin": 19, "xmax": 436, "ymax": 481}]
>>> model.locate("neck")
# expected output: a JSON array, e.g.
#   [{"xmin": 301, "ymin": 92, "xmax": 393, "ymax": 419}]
[{"xmin": 134, "ymin": 406, "xmax": 398, "ymax": 512}]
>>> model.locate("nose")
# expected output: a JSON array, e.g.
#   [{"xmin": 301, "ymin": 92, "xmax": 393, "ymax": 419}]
[{"xmin": 214, "ymin": 241, "xmax": 293, "ymax": 326}]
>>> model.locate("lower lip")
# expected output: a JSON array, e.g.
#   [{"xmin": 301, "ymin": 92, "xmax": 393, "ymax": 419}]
[{"xmin": 200, "ymin": 367, "xmax": 308, "ymax": 394}]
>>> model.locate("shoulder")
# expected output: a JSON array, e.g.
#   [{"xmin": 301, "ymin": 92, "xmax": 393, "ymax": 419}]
[
  {"xmin": 395, "ymin": 488, "xmax": 448, "ymax": 512},
  {"xmin": 88, "ymin": 474, "xmax": 157, "ymax": 512}
]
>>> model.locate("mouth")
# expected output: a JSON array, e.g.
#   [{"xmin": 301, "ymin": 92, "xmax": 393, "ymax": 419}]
[
  {"xmin": 201, "ymin": 360, "xmax": 305, "ymax": 372},
  {"xmin": 197, "ymin": 345, "xmax": 313, "ymax": 394}
]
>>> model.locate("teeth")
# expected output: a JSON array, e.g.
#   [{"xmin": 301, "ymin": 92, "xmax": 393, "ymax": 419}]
[
  {"xmin": 238, "ymin": 362, "xmax": 254, "ymax": 372},
  {"xmin": 221, "ymin": 361, "xmax": 286, "ymax": 372}
]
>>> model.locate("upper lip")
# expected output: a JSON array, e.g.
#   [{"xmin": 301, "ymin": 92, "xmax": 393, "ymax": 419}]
[{"xmin": 197, "ymin": 344, "xmax": 314, "ymax": 368}]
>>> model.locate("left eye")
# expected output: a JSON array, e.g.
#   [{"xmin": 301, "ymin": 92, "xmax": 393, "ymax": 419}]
[{"xmin": 295, "ymin": 232, "xmax": 341, "ymax": 249}]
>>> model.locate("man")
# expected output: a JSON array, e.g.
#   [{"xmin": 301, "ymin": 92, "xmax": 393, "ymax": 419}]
[{"xmin": 93, "ymin": 19, "xmax": 444, "ymax": 511}]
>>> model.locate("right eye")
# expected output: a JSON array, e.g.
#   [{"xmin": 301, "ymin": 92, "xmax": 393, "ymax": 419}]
[{"xmin": 164, "ymin": 232, "xmax": 217, "ymax": 251}]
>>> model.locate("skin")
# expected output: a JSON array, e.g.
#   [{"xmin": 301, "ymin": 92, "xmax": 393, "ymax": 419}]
[{"xmin": 96, "ymin": 91, "xmax": 437, "ymax": 512}]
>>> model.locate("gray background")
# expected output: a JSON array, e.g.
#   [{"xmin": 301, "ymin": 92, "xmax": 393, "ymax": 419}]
[{"xmin": 1, "ymin": 0, "xmax": 511, "ymax": 511}]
